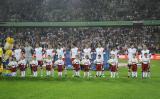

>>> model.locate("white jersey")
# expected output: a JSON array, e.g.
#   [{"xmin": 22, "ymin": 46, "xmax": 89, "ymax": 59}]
[
  {"xmin": 127, "ymin": 48, "xmax": 137, "ymax": 60},
  {"xmin": 8, "ymin": 61, "xmax": 18, "ymax": 68},
  {"xmin": 96, "ymin": 47, "xmax": 104, "ymax": 60},
  {"xmin": 131, "ymin": 58, "xmax": 138, "ymax": 64},
  {"xmin": 94, "ymin": 58, "xmax": 103, "ymax": 64},
  {"xmin": 83, "ymin": 48, "xmax": 91, "ymax": 59},
  {"xmin": 110, "ymin": 50, "xmax": 119, "ymax": 59},
  {"xmin": 56, "ymin": 48, "xmax": 65, "ymax": 58},
  {"xmin": 45, "ymin": 59, "xmax": 53, "ymax": 65},
  {"xmin": 107, "ymin": 58, "xmax": 118, "ymax": 66},
  {"xmin": 46, "ymin": 49, "xmax": 54, "ymax": 57},
  {"xmin": 18, "ymin": 59, "xmax": 26, "ymax": 65},
  {"xmin": 71, "ymin": 47, "xmax": 79, "ymax": 58},
  {"xmin": 141, "ymin": 57, "xmax": 150, "ymax": 64},
  {"xmin": 35, "ymin": 47, "xmax": 43, "ymax": 60},
  {"xmin": 14, "ymin": 49, "xmax": 22, "ymax": 61},
  {"xmin": 30, "ymin": 60, "xmax": 38, "ymax": 65},
  {"xmin": 81, "ymin": 59, "xmax": 91, "ymax": 65},
  {"xmin": 141, "ymin": 49, "xmax": 150, "ymax": 58},
  {"xmin": 55, "ymin": 59, "xmax": 64, "ymax": 65},
  {"xmin": 72, "ymin": 59, "xmax": 81, "ymax": 64}
]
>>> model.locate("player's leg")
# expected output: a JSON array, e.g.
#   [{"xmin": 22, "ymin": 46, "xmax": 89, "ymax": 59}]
[
  {"xmin": 96, "ymin": 71, "xmax": 99, "ymax": 77},
  {"xmin": 48, "ymin": 70, "xmax": 51, "ymax": 76},
  {"xmin": 99, "ymin": 71, "xmax": 102, "ymax": 77},
  {"xmin": 128, "ymin": 64, "xmax": 131, "ymax": 78},
  {"xmin": 51, "ymin": 68, "xmax": 54, "ymax": 77},
  {"xmin": 87, "ymin": 71, "xmax": 90, "ymax": 78},
  {"xmin": 84, "ymin": 72, "xmax": 86, "ymax": 77},
  {"xmin": 77, "ymin": 70, "xmax": 80, "ymax": 77}
]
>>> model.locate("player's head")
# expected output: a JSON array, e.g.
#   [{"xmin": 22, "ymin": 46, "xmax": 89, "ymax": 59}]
[
  {"xmin": 143, "ymin": 45, "xmax": 147, "ymax": 50},
  {"xmin": 133, "ymin": 54, "xmax": 136, "ymax": 58},
  {"xmin": 48, "ymin": 44, "xmax": 51, "ymax": 49},
  {"xmin": 85, "ymin": 55, "xmax": 89, "ymax": 59},
  {"xmin": 85, "ymin": 44, "xmax": 89, "ymax": 48},
  {"xmin": 59, "ymin": 55, "xmax": 62, "ymax": 60},
  {"xmin": 111, "ymin": 54, "xmax": 115, "ymax": 59},
  {"xmin": 32, "ymin": 56, "xmax": 36, "ymax": 60},
  {"xmin": 36, "ymin": 44, "xmax": 39, "ymax": 48},
  {"xmin": 25, "ymin": 42, "xmax": 29, "ymax": 47},
  {"xmin": 98, "ymin": 54, "xmax": 101, "ymax": 59},
  {"xmin": 16, "ymin": 44, "xmax": 19, "ymax": 49},
  {"xmin": 98, "ymin": 44, "xmax": 101, "ymax": 48},
  {"xmin": 72, "ymin": 44, "xmax": 76, "ymax": 48},
  {"xmin": 144, "ymin": 53, "xmax": 148, "ymax": 58},
  {"xmin": 131, "ymin": 45, "xmax": 134, "ymax": 48},
  {"xmin": 75, "ymin": 55, "xmax": 79, "ymax": 59},
  {"xmin": 12, "ymin": 57, "xmax": 16, "ymax": 61},
  {"xmin": 112, "ymin": 47, "xmax": 116, "ymax": 51},
  {"xmin": 48, "ymin": 55, "xmax": 52, "ymax": 59}
]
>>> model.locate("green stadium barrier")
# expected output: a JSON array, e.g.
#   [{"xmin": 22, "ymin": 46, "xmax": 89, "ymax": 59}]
[{"xmin": 0, "ymin": 20, "xmax": 159, "ymax": 27}]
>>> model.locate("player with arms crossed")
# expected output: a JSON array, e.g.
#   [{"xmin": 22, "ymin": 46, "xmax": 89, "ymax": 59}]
[
  {"xmin": 108, "ymin": 54, "xmax": 118, "ymax": 78},
  {"xmin": 95, "ymin": 44, "xmax": 105, "ymax": 77},
  {"xmin": 54, "ymin": 55, "xmax": 65, "ymax": 78},
  {"xmin": 72, "ymin": 55, "xmax": 81, "ymax": 77},
  {"xmin": 110, "ymin": 47, "xmax": 119, "ymax": 77},
  {"xmin": 94, "ymin": 54, "xmax": 103, "ymax": 77},
  {"xmin": 81, "ymin": 55, "xmax": 91, "ymax": 78},
  {"xmin": 127, "ymin": 45, "xmax": 137, "ymax": 78},
  {"xmin": 131, "ymin": 54, "xmax": 138, "ymax": 78},
  {"xmin": 18, "ymin": 57, "xmax": 27, "ymax": 77},
  {"xmin": 35, "ymin": 44, "xmax": 44, "ymax": 77},
  {"xmin": 140, "ymin": 53, "xmax": 150, "ymax": 78},
  {"xmin": 71, "ymin": 44, "xmax": 79, "ymax": 76},
  {"xmin": 30, "ymin": 56, "xmax": 38, "ymax": 77},
  {"xmin": 56, "ymin": 45, "xmax": 67, "ymax": 76},
  {"xmin": 141, "ymin": 45, "xmax": 151, "ymax": 78},
  {"xmin": 46, "ymin": 44, "xmax": 55, "ymax": 76},
  {"xmin": 45, "ymin": 55, "xmax": 53, "ymax": 76}
]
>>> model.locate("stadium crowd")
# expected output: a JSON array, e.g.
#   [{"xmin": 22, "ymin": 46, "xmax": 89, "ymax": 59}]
[
  {"xmin": 0, "ymin": 26, "xmax": 160, "ymax": 54},
  {"xmin": 0, "ymin": 0, "xmax": 160, "ymax": 21}
]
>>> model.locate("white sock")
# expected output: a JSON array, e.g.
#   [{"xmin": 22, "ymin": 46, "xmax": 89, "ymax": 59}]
[
  {"xmin": 96, "ymin": 72, "xmax": 99, "ymax": 76},
  {"xmin": 132, "ymin": 72, "xmax": 134, "ymax": 77},
  {"xmin": 113, "ymin": 72, "xmax": 116, "ymax": 78},
  {"xmin": 145, "ymin": 72, "xmax": 148, "ymax": 78},
  {"xmin": 52, "ymin": 69, "xmax": 54, "ymax": 77},
  {"xmin": 142, "ymin": 72, "xmax": 145, "ymax": 78},
  {"xmin": 60, "ymin": 72, "xmax": 62, "ymax": 77},
  {"xmin": 147, "ymin": 72, "xmax": 150, "ymax": 78},
  {"xmin": 99, "ymin": 71, "xmax": 102, "ymax": 76},
  {"xmin": 35, "ymin": 72, "xmax": 37, "ymax": 77},
  {"xmin": 41, "ymin": 69, "xmax": 43, "ymax": 76},
  {"xmin": 84, "ymin": 72, "xmax": 86, "ymax": 77},
  {"xmin": 116, "ymin": 72, "xmax": 119, "ymax": 78},
  {"xmin": 110, "ymin": 72, "xmax": 112, "ymax": 78},
  {"xmin": 49, "ymin": 71, "xmax": 51, "ymax": 76},
  {"xmin": 24, "ymin": 71, "xmax": 25, "ymax": 77},
  {"xmin": 77, "ymin": 71, "xmax": 80, "ymax": 76},
  {"xmin": 128, "ymin": 71, "xmax": 131, "ymax": 77},
  {"xmin": 87, "ymin": 72, "xmax": 90, "ymax": 77},
  {"xmin": 135, "ymin": 72, "xmax": 137, "ymax": 77},
  {"xmin": 73, "ymin": 70, "xmax": 76, "ymax": 75},
  {"xmin": 58, "ymin": 72, "xmax": 60, "ymax": 77}
]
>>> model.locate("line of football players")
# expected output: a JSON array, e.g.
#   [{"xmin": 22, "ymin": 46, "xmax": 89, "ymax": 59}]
[{"xmin": 5, "ymin": 44, "xmax": 151, "ymax": 78}]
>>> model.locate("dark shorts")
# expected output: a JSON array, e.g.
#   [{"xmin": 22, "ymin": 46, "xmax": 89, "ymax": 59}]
[
  {"xmin": 96, "ymin": 64, "xmax": 103, "ymax": 71},
  {"xmin": 132, "ymin": 64, "xmax": 137, "ymax": 72}
]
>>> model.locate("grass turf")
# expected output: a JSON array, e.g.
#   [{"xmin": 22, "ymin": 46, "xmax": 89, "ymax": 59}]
[{"xmin": 0, "ymin": 60, "xmax": 160, "ymax": 99}]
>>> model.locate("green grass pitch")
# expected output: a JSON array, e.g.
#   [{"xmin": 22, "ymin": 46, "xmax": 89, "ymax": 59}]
[{"xmin": 0, "ymin": 60, "xmax": 160, "ymax": 99}]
